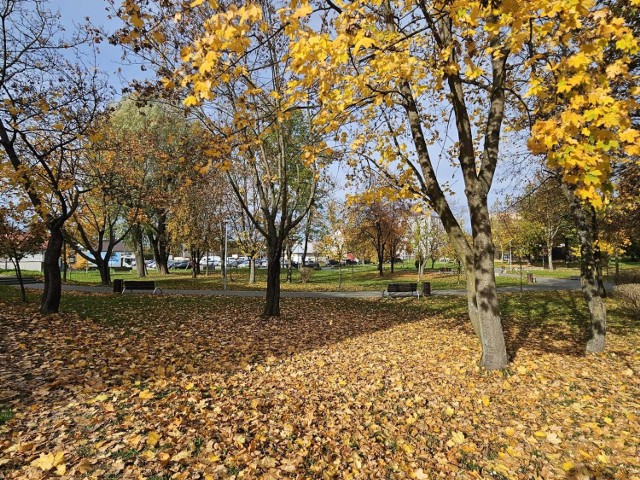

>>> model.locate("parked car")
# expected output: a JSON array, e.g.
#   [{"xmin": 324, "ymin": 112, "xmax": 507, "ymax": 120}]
[
  {"xmin": 237, "ymin": 260, "xmax": 251, "ymax": 268},
  {"xmin": 326, "ymin": 259, "xmax": 340, "ymax": 266},
  {"xmin": 256, "ymin": 259, "xmax": 268, "ymax": 268},
  {"xmin": 172, "ymin": 259, "xmax": 190, "ymax": 269}
]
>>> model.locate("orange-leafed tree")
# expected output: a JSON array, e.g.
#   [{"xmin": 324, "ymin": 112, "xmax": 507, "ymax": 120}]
[
  {"xmin": 0, "ymin": 203, "xmax": 47, "ymax": 302},
  {"xmin": 0, "ymin": 0, "xmax": 107, "ymax": 313}
]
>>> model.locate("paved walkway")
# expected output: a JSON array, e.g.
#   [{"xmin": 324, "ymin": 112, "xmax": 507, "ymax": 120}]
[{"xmin": 16, "ymin": 274, "xmax": 611, "ymax": 299}]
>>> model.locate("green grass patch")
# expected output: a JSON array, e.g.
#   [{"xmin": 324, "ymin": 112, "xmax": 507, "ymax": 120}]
[
  {"xmin": 0, "ymin": 407, "xmax": 14, "ymax": 425},
  {"xmin": 62, "ymin": 263, "xmax": 522, "ymax": 291}
]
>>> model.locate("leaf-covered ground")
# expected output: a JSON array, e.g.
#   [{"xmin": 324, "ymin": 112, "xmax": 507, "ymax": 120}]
[{"xmin": 0, "ymin": 289, "xmax": 638, "ymax": 479}]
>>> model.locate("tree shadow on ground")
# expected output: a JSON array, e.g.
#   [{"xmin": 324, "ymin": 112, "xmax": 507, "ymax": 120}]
[
  {"xmin": 0, "ymin": 291, "xmax": 459, "ymax": 408},
  {"xmin": 1, "ymin": 288, "xmax": 637, "ymax": 410}
]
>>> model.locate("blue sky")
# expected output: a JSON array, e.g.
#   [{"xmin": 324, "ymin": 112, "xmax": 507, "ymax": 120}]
[{"xmin": 57, "ymin": 1, "xmax": 136, "ymax": 88}]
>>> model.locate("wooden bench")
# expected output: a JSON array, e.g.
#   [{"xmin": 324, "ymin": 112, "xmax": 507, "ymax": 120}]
[
  {"xmin": 122, "ymin": 280, "xmax": 162, "ymax": 294},
  {"xmin": 113, "ymin": 266, "xmax": 132, "ymax": 272},
  {"xmin": 383, "ymin": 283, "xmax": 420, "ymax": 298},
  {"xmin": 439, "ymin": 267, "xmax": 456, "ymax": 274},
  {"xmin": 0, "ymin": 276, "xmax": 39, "ymax": 285}
]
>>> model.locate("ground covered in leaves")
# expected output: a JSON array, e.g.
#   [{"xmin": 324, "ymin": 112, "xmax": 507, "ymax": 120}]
[{"xmin": 0, "ymin": 289, "xmax": 638, "ymax": 479}]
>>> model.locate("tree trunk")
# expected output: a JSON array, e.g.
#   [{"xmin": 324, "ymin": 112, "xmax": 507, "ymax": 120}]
[
  {"xmin": 96, "ymin": 260, "xmax": 111, "ymax": 286},
  {"xmin": 594, "ymin": 236, "xmax": 606, "ymax": 298},
  {"xmin": 431, "ymin": 257, "xmax": 436, "ymax": 270},
  {"xmin": 148, "ymin": 232, "xmax": 170, "ymax": 275},
  {"xmin": 547, "ymin": 239, "xmax": 554, "ymax": 271},
  {"xmin": 264, "ymin": 244, "xmax": 282, "ymax": 317},
  {"xmin": 469, "ymin": 200, "xmax": 508, "ymax": 370},
  {"xmin": 132, "ymin": 225, "xmax": 146, "ymax": 277},
  {"xmin": 191, "ymin": 248, "xmax": 197, "ymax": 278},
  {"xmin": 11, "ymin": 257, "xmax": 27, "ymax": 302},
  {"xmin": 302, "ymin": 211, "xmax": 312, "ymax": 266},
  {"xmin": 563, "ymin": 186, "xmax": 607, "ymax": 353},
  {"xmin": 41, "ymin": 224, "xmax": 64, "ymax": 314},
  {"xmin": 286, "ymin": 242, "xmax": 293, "ymax": 283},
  {"xmin": 249, "ymin": 256, "xmax": 256, "ymax": 283},
  {"xmin": 377, "ymin": 250, "xmax": 384, "ymax": 277}
]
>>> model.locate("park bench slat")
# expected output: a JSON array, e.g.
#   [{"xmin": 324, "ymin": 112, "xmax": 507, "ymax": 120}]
[
  {"xmin": 122, "ymin": 280, "xmax": 162, "ymax": 295},
  {"xmin": 383, "ymin": 283, "xmax": 420, "ymax": 298},
  {"xmin": 0, "ymin": 276, "xmax": 39, "ymax": 285}
]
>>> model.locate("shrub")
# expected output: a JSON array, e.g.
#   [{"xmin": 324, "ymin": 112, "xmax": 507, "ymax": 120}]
[
  {"xmin": 299, "ymin": 267, "xmax": 313, "ymax": 284},
  {"xmin": 613, "ymin": 283, "xmax": 640, "ymax": 312}
]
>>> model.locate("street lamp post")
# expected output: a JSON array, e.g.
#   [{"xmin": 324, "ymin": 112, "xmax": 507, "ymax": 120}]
[
  {"xmin": 223, "ymin": 220, "xmax": 229, "ymax": 290},
  {"xmin": 509, "ymin": 240, "xmax": 513, "ymax": 272}
]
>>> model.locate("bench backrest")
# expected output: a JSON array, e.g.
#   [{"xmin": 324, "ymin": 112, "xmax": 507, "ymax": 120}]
[
  {"xmin": 0, "ymin": 276, "xmax": 37, "ymax": 283},
  {"xmin": 124, "ymin": 281, "xmax": 155, "ymax": 289},
  {"xmin": 387, "ymin": 283, "xmax": 417, "ymax": 292}
]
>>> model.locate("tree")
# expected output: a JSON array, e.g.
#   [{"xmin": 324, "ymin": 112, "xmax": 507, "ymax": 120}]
[
  {"xmin": 167, "ymin": 170, "xmax": 228, "ymax": 278},
  {"xmin": 63, "ymin": 130, "xmax": 143, "ymax": 286},
  {"xmin": 115, "ymin": 1, "xmax": 331, "ymax": 316},
  {"xmin": 412, "ymin": 211, "xmax": 448, "ymax": 272},
  {"xmin": 282, "ymin": 0, "xmax": 638, "ymax": 367},
  {"xmin": 526, "ymin": 2, "xmax": 639, "ymax": 353},
  {"xmin": 107, "ymin": 99, "xmax": 211, "ymax": 276},
  {"xmin": 0, "ymin": 0, "xmax": 106, "ymax": 313},
  {"xmin": 516, "ymin": 178, "xmax": 572, "ymax": 271},
  {"xmin": 347, "ymin": 197, "xmax": 406, "ymax": 277},
  {"xmin": 230, "ymin": 178, "xmax": 264, "ymax": 284},
  {"xmin": 602, "ymin": 160, "xmax": 640, "ymax": 282},
  {"xmin": 0, "ymin": 206, "xmax": 47, "ymax": 301},
  {"xmin": 317, "ymin": 200, "xmax": 348, "ymax": 288}
]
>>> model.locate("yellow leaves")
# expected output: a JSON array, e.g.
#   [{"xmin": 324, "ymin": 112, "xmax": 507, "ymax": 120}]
[
  {"xmin": 353, "ymin": 36, "xmax": 375, "ymax": 55},
  {"xmin": 561, "ymin": 460, "xmax": 575, "ymax": 471},
  {"xmin": 464, "ymin": 63, "xmax": 484, "ymax": 80},
  {"xmin": 545, "ymin": 432, "xmax": 562, "ymax": 445},
  {"xmin": 619, "ymin": 128, "xmax": 639, "ymax": 143},
  {"xmin": 184, "ymin": 96, "xmax": 199, "ymax": 107},
  {"xmin": 130, "ymin": 13, "xmax": 144, "ymax": 28},
  {"xmin": 52, "ymin": 123, "xmax": 64, "ymax": 131},
  {"xmin": 190, "ymin": 0, "xmax": 205, "ymax": 6},
  {"xmin": 30, "ymin": 452, "xmax": 64, "ymax": 473},
  {"xmin": 146, "ymin": 431, "xmax": 161, "ymax": 447},
  {"xmin": 138, "ymin": 389, "xmax": 154, "ymax": 400},
  {"xmin": 567, "ymin": 52, "xmax": 590, "ymax": 69},
  {"xmin": 291, "ymin": 2, "xmax": 313, "ymax": 20},
  {"xmin": 171, "ymin": 450, "xmax": 191, "ymax": 462},
  {"xmin": 450, "ymin": 430, "xmax": 465, "ymax": 445},
  {"xmin": 161, "ymin": 78, "xmax": 175, "ymax": 90},
  {"xmin": 504, "ymin": 426, "xmax": 515, "ymax": 437}
]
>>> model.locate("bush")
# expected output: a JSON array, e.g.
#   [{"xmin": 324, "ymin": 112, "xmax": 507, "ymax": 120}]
[
  {"xmin": 613, "ymin": 283, "xmax": 640, "ymax": 312},
  {"xmin": 299, "ymin": 267, "xmax": 313, "ymax": 284}
]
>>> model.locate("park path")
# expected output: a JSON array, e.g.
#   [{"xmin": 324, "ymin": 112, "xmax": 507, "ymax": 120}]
[{"xmin": 15, "ymin": 274, "xmax": 613, "ymax": 299}]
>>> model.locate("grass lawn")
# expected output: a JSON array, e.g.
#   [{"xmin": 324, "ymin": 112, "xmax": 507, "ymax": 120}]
[
  {"xmin": 1, "ymin": 286, "xmax": 638, "ymax": 479},
  {"xmin": 507, "ymin": 260, "xmax": 640, "ymax": 284},
  {"xmin": 2, "ymin": 263, "xmax": 524, "ymax": 292}
]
